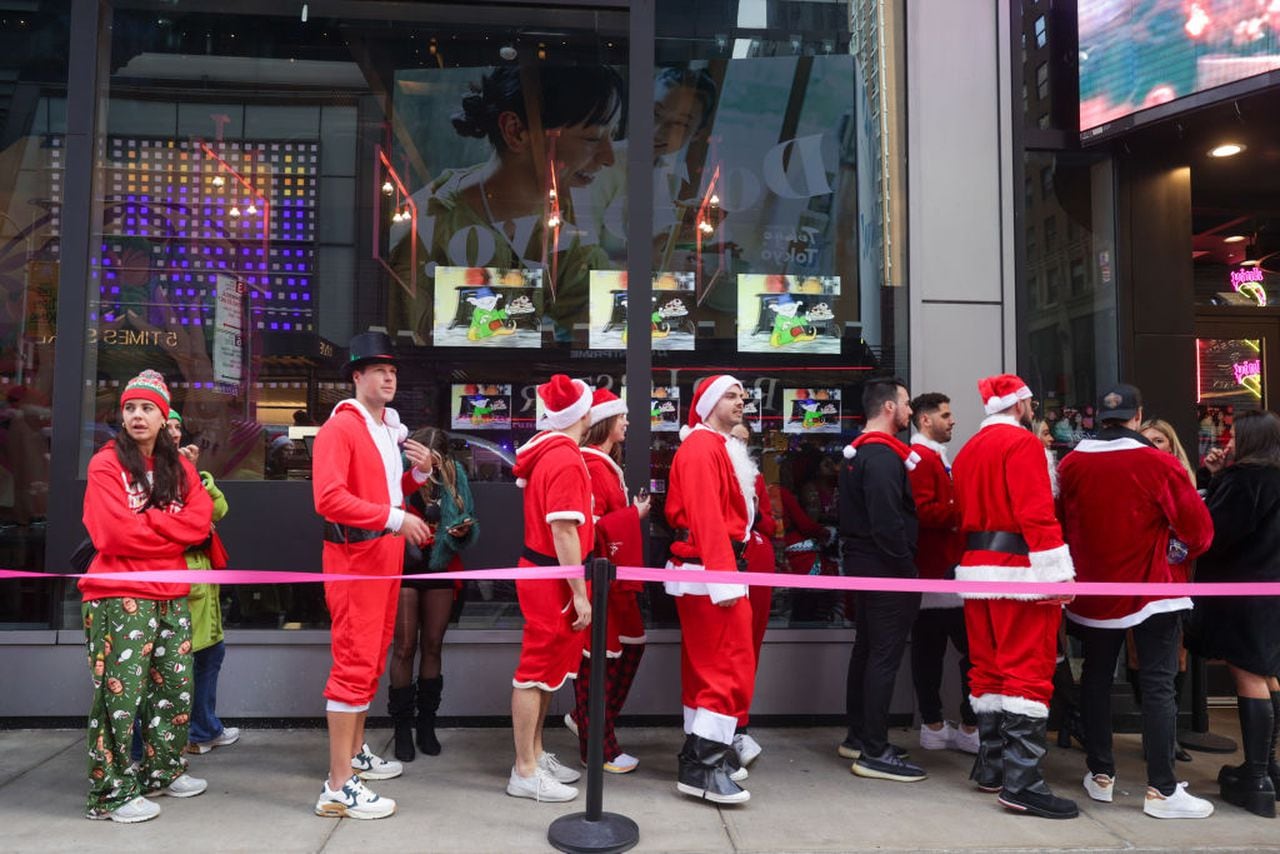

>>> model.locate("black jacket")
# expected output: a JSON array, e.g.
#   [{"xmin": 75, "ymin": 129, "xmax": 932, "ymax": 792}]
[
  {"xmin": 1198, "ymin": 462, "xmax": 1280, "ymax": 583},
  {"xmin": 837, "ymin": 442, "xmax": 918, "ymax": 578}
]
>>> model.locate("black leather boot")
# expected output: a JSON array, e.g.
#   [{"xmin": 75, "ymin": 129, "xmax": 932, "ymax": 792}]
[
  {"xmin": 676, "ymin": 734, "xmax": 750, "ymax": 804},
  {"xmin": 388, "ymin": 684, "xmax": 416, "ymax": 763},
  {"xmin": 416, "ymin": 676, "xmax": 443, "ymax": 756},
  {"xmin": 1218, "ymin": 697, "xmax": 1276, "ymax": 817},
  {"xmin": 970, "ymin": 712, "xmax": 1004, "ymax": 792},
  {"xmin": 997, "ymin": 712, "xmax": 1079, "ymax": 819},
  {"xmin": 1269, "ymin": 691, "xmax": 1280, "ymax": 802}
]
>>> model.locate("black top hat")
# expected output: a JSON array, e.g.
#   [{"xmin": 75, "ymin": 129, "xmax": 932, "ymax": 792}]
[{"xmin": 347, "ymin": 331, "xmax": 398, "ymax": 373}]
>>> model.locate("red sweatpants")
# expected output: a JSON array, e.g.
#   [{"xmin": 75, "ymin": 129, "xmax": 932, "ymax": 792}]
[
  {"xmin": 964, "ymin": 598, "xmax": 1061, "ymax": 712},
  {"xmin": 676, "ymin": 594, "xmax": 755, "ymax": 744},
  {"xmin": 323, "ymin": 536, "xmax": 403, "ymax": 707}
]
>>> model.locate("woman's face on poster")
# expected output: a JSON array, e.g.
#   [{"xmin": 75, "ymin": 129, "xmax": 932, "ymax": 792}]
[
  {"xmin": 550, "ymin": 120, "xmax": 618, "ymax": 189},
  {"xmin": 653, "ymin": 84, "xmax": 703, "ymax": 157}
]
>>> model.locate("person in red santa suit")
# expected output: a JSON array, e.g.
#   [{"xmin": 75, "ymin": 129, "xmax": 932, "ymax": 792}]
[
  {"xmin": 565, "ymin": 387, "xmax": 651, "ymax": 774},
  {"xmin": 730, "ymin": 421, "xmax": 775, "ymax": 768},
  {"xmin": 907, "ymin": 392, "xmax": 979, "ymax": 755},
  {"xmin": 312, "ymin": 332, "xmax": 433, "ymax": 820},
  {"xmin": 951, "ymin": 373, "xmax": 1078, "ymax": 819},
  {"xmin": 507, "ymin": 375, "xmax": 595, "ymax": 803},
  {"xmin": 1058, "ymin": 383, "xmax": 1215, "ymax": 819},
  {"xmin": 665, "ymin": 375, "xmax": 757, "ymax": 804}
]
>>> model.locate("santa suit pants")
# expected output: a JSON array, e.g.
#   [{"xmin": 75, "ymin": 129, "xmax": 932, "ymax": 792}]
[
  {"xmin": 676, "ymin": 594, "xmax": 755, "ymax": 745},
  {"xmin": 323, "ymin": 536, "xmax": 403, "ymax": 709},
  {"xmin": 964, "ymin": 598, "xmax": 1061, "ymax": 715}
]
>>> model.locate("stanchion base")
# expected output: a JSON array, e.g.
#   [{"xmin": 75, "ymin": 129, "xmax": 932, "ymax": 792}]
[
  {"xmin": 547, "ymin": 811, "xmax": 640, "ymax": 854},
  {"xmin": 1179, "ymin": 729, "xmax": 1238, "ymax": 754}
]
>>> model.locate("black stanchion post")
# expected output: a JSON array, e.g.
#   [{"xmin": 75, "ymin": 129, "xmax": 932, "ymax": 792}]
[
  {"xmin": 547, "ymin": 558, "xmax": 640, "ymax": 854},
  {"xmin": 1178, "ymin": 654, "xmax": 1237, "ymax": 754}
]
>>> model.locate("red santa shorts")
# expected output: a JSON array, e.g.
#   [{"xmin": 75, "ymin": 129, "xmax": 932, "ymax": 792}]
[
  {"xmin": 582, "ymin": 586, "xmax": 645, "ymax": 659},
  {"xmin": 513, "ymin": 560, "xmax": 587, "ymax": 691},
  {"xmin": 964, "ymin": 598, "xmax": 1061, "ymax": 713},
  {"xmin": 322, "ymin": 536, "xmax": 402, "ymax": 708},
  {"xmin": 677, "ymin": 594, "xmax": 756, "ymax": 744}
]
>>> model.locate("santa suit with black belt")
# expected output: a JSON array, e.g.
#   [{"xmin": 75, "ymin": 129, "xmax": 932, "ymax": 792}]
[
  {"xmin": 510, "ymin": 380, "xmax": 596, "ymax": 693},
  {"xmin": 952, "ymin": 404, "xmax": 1074, "ymax": 717},
  {"xmin": 313, "ymin": 398, "xmax": 421, "ymax": 712},
  {"xmin": 665, "ymin": 377, "xmax": 758, "ymax": 751}
]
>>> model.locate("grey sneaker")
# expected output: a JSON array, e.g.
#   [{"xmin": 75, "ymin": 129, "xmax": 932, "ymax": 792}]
[
  {"xmin": 152, "ymin": 773, "xmax": 208, "ymax": 798},
  {"xmin": 86, "ymin": 795, "xmax": 161, "ymax": 824},
  {"xmin": 189, "ymin": 726, "xmax": 241, "ymax": 755},
  {"xmin": 538, "ymin": 751, "xmax": 581, "ymax": 784},
  {"xmin": 507, "ymin": 767, "xmax": 578, "ymax": 803},
  {"xmin": 315, "ymin": 775, "xmax": 396, "ymax": 820},
  {"xmin": 352, "ymin": 743, "xmax": 403, "ymax": 781}
]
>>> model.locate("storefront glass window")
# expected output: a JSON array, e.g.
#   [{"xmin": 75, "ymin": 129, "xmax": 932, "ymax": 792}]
[
  {"xmin": 640, "ymin": 0, "xmax": 909, "ymax": 630},
  {"xmin": 0, "ymin": 1, "xmax": 67, "ymax": 629}
]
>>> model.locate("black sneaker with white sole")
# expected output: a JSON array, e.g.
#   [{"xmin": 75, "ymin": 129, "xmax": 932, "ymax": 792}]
[
  {"xmin": 851, "ymin": 749, "xmax": 927, "ymax": 782},
  {"xmin": 838, "ymin": 735, "xmax": 909, "ymax": 761}
]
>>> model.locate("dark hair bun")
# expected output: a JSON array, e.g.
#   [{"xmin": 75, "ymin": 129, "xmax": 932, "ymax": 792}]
[{"xmin": 451, "ymin": 91, "xmax": 494, "ymax": 138}]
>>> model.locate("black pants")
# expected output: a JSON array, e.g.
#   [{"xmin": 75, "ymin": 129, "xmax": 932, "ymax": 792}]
[
  {"xmin": 846, "ymin": 590, "xmax": 921, "ymax": 758},
  {"xmin": 911, "ymin": 606, "xmax": 976, "ymax": 726},
  {"xmin": 1069, "ymin": 610, "xmax": 1183, "ymax": 795}
]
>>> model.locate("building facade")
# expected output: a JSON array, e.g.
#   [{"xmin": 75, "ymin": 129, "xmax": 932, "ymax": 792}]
[{"xmin": 1, "ymin": 0, "xmax": 1026, "ymax": 720}]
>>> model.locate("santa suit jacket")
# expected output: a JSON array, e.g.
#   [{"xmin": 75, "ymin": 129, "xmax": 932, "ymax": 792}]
[
  {"xmin": 312, "ymin": 399, "xmax": 408, "ymax": 573},
  {"xmin": 909, "ymin": 435, "xmax": 965, "ymax": 609},
  {"xmin": 1059, "ymin": 428, "xmax": 1213, "ymax": 628},
  {"xmin": 664, "ymin": 424, "xmax": 754, "ymax": 603},
  {"xmin": 583, "ymin": 445, "xmax": 642, "ymax": 588},
  {"xmin": 951, "ymin": 414, "xmax": 1075, "ymax": 599},
  {"xmin": 513, "ymin": 431, "xmax": 595, "ymax": 563}
]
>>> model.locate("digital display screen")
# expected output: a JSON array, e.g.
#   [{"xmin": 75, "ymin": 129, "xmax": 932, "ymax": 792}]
[
  {"xmin": 1079, "ymin": 1, "xmax": 1280, "ymax": 134},
  {"xmin": 1197, "ymin": 337, "xmax": 1263, "ymax": 406},
  {"xmin": 450, "ymin": 383, "xmax": 513, "ymax": 431}
]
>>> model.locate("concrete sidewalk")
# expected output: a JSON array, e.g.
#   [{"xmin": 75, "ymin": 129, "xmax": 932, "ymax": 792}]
[{"xmin": 1, "ymin": 714, "xmax": 1277, "ymax": 853}]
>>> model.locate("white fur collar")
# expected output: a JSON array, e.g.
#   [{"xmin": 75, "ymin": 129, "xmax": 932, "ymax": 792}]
[
  {"xmin": 332, "ymin": 398, "xmax": 408, "ymax": 444},
  {"xmin": 724, "ymin": 435, "xmax": 758, "ymax": 534},
  {"xmin": 582, "ymin": 445, "xmax": 628, "ymax": 498},
  {"xmin": 911, "ymin": 432, "xmax": 951, "ymax": 468},
  {"xmin": 980, "ymin": 413, "xmax": 1023, "ymax": 431}
]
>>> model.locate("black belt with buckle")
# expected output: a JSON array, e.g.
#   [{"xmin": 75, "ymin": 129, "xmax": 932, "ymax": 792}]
[
  {"xmin": 966, "ymin": 531, "xmax": 1030, "ymax": 556},
  {"xmin": 323, "ymin": 522, "xmax": 393, "ymax": 545},
  {"xmin": 521, "ymin": 547, "xmax": 559, "ymax": 567},
  {"xmin": 672, "ymin": 530, "xmax": 748, "ymax": 570}
]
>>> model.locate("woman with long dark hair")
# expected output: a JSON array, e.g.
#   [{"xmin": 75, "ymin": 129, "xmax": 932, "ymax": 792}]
[
  {"xmin": 79, "ymin": 370, "xmax": 214, "ymax": 823},
  {"xmin": 391, "ymin": 64, "xmax": 625, "ymax": 340},
  {"xmin": 566, "ymin": 388, "xmax": 649, "ymax": 773},
  {"xmin": 388, "ymin": 426, "xmax": 479, "ymax": 762},
  {"xmin": 1190, "ymin": 409, "xmax": 1280, "ymax": 817}
]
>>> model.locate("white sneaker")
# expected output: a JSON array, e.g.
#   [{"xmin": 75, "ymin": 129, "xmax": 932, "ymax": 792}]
[
  {"xmin": 188, "ymin": 726, "xmax": 241, "ymax": 755},
  {"xmin": 87, "ymin": 795, "xmax": 161, "ymax": 823},
  {"xmin": 733, "ymin": 733, "xmax": 762, "ymax": 766},
  {"xmin": 603, "ymin": 752, "xmax": 639, "ymax": 774},
  {"xmin": 1144, "ymin": 782, "xmax": 1214, "ymax": 819},
  {"xmin": 507, "ymin": 767, "xmax": 579, "ymax": 803},
  {"xmin": 315, "ymin": 775, "xmax": 396, "ymax": 819},
  {"xmin": 1083, "ymin": 771, "xmax": 1115, "ymax": 803},
  {"xmin": 919, "ymin": 722, "xmax": 955, "ymax": 751},
  {"xmin": 538, "ymin": 751, "xmax": 581, "ymax": 783},
  {"xmin": 152, "ymin": 773, "xmax": 208, "ymax": 798},
  {"xmin": 352, "ymin": 743, "xmax": 402, "ymax": 781},
  {"xmin": 950, "ymin": 725, "xmax": 980, "ymax": 755},
  {"xmin": 563, "ymin": 712, "xmax": 579, "ymax": 737}
]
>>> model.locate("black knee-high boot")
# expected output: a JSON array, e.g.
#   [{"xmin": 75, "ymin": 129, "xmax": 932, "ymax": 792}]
[
  {"xmin": 1269, "ymin": 691, "xmax": 1280, "ymax": 801},
  {"xmin": 970, "ymin": 712, "xmax": 1004, "ymax": 792},
  {"xmin": 388, "ymin": 684, "xmax": 416, "ymax": 763},
  {"xmin": 416, "ymin": 676, "xmax": 443, "ymax": 756},
  {"xmin": 1219, "ymin": 697, "xmax": 1277, "ymax": 817}
]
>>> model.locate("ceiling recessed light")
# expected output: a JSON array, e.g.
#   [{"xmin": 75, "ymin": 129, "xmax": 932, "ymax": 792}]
[
  {"xmin": 1209, "ymin": 143, "xmax": 1245, "ymax": 157},
  {"xmin": 1223, "ymin": 234, "xmax": 1247, "ymax": 243}
]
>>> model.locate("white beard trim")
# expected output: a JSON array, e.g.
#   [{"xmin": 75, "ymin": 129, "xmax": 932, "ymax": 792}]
[{"xmin": 724, "ymin": 435, "xmax": 758, "ymax": 533}]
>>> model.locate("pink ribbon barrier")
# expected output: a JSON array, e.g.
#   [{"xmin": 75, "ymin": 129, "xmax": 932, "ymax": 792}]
[{"xmin": 1, "ymin": 564, "xmax": 1278, "ymax": 597}]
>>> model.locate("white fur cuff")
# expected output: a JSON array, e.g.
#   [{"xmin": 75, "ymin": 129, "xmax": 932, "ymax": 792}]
[
  {"xmin": 970, "ymin": 693, "xmax": 1005, "ymax": 714},
  {"xmin": 1002, "ymin": 695, "xmax": 1049, "ymax": 718}
]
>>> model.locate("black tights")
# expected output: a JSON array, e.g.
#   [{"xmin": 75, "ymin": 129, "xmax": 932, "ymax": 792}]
[{"xmin": 390, "ymin": 586, "xmax": 453, "ymax": 687}]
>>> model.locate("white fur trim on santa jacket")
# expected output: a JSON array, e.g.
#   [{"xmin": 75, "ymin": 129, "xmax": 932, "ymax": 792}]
[{"xmin": 951, "ymin": 414, "xmax": 1075, "ymax": 600}]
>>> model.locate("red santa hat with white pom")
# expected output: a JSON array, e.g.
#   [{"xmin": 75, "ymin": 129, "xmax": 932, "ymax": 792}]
[
  {"xmin": 537, "ymin": 374, "xmax": 593, "ymax": 430},
  {"xmin": 680, "ymin": 374, "xmax": 743, "ymax": 440},
  {"xmin": 978, "ymin": 373, "xmax": 1033, "ymax": 415},
  {"xmin": 588, "ymin": 387, "xmax": 628, "ymax": 427}
]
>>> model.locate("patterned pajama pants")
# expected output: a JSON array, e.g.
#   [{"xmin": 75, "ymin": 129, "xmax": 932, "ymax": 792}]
[{"xmin": 83, "ymin": 596, "xmax": 194, "ymax": 816}]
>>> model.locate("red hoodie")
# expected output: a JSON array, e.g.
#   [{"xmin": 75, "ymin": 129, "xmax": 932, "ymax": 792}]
[
  {"xmin": 513, "ymin": 431, "xmax": 595, "ymax": 563},
  {"xmin": 79, "ymin": 442, "xmax": 214, "ymax": 601}
]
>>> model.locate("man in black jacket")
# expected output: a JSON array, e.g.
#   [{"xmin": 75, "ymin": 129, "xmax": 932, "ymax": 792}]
[{"xmin": 837, "ymin": 375, "xmax": 926, "ymax": 782}]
